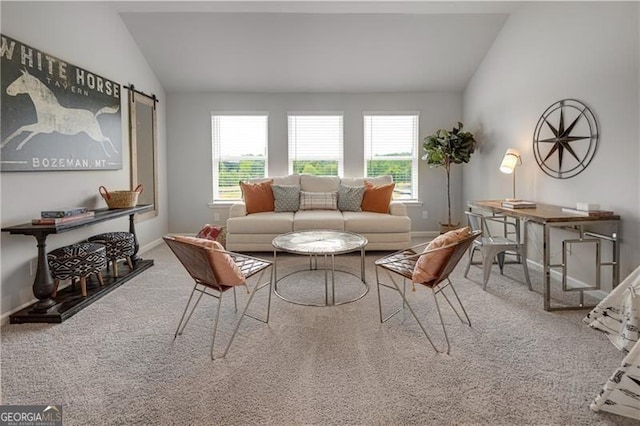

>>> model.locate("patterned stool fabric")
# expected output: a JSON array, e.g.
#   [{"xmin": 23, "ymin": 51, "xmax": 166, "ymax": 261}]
[
  {"xmin": 88, "ymin": 232, "xmax": 135, "ymax": 277},
  {"xmin": 47, "ymin": 242, "xmax": 107, "ymax": 297}
]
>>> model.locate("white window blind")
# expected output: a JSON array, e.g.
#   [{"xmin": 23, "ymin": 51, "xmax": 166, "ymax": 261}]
[
  {"xmin": 288, "ymin": 114, "xmax": 343, "ymax": 176},
  {"xmin": 364, "ymin": 114, "xmax": 419, "ymax": 200},
  {"xmin": 212, "ymin": 114, "xmax": 268, "ymax": 201}
]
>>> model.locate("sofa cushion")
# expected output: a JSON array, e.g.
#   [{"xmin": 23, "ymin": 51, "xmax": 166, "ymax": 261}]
[
  {"xmin": 293, "ymin": 210, "xmax": 345, "ymax": 231},
  {"xmin": 272, "ymin": 185, "xmax": 301, "ymax": 212},
  {"xmin": 227, "ymin": 212, "xmax": 294, "ymax": 234},
  {"xmin": 341, "ymin": 175, "xmax": 393, "ymax": 187},
  {"xmin": 343, "ymin": 211, "xmax": 411, "ymax": 233},
  {"xmin": 249, "ymin": 173, "xmax": 300, "ymax": 186},
  {"xmin": 300, "ymin": 191, "xmax": 338, "ymax": 210},
  {"xmin": 337, "ymin": 184, "xmax": 364, "ymax": 212},
  {"xmin": 361, "ymin": 181, "xmax": 395, "ymax": 213},
  {"xmin": 412, "ymin": 227, "xmax": 472, "ymax": 284},
  {"xmin": 300, "ymin": 174, "xmax": 341, "ymax": 192},
  {"xmin": 240, "ymin": 180, "xmax": 274, "ymax": 214}
]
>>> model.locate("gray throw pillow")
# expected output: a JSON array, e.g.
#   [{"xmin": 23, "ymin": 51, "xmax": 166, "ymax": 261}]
[
  {"xmin": 338, "ymin": 184, "xmax": 365, "ymax": 212},
  {"xmin": 272, "ymin": 185, "xmax": 300, "ymax": 212}
]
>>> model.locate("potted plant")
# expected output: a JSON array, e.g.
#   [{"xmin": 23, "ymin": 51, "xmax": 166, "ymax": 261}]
[{"xmin": 422, "ymin": 122, "xmax": 476, "ymax": 233}]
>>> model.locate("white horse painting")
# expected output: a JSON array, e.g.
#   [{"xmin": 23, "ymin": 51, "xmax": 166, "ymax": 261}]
[{"xmin": 2, "ymin": 69, "xmax": 119, "ymax": 157}]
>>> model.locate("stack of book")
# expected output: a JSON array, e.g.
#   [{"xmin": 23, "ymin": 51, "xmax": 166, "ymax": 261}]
[
  {"xmin": 501, "ymin": 200, "xmax": 537, "ymax": 209},
  {"xmin": 32, "ymin": 207, "xmax": 95, "ymax": 225}
]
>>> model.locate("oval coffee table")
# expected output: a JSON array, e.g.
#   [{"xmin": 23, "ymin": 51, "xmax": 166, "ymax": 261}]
[{"xmin": 272, "ymin": 230, "xmax": 368, "ymax": 306}]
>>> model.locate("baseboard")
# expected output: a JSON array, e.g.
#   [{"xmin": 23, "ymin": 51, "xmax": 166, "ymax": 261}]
[
  {"xmin": 411, "ymin": 231, "xmax": 440, "ymax": 239},
  {"xmin": 0, "ymin": 237, "xmax": 165, "ymax": 326},
  {"xmin": 139, "ymin": 237, "xmax": 164, "ymax": 254}
]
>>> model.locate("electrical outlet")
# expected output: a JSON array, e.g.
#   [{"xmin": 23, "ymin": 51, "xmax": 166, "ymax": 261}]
[
  {"xmin": 214, "ymin": 213, "xmax": 220, "ymax": 222},
  {"xmin": 422, "ymin": 211, "xmax": 429, "ymax": 219}
]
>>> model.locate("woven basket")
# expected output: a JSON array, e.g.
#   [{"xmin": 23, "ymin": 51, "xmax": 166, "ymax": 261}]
[{"xmin": 99, "ymin": 185, "xmax": 143, "ymax": 209}]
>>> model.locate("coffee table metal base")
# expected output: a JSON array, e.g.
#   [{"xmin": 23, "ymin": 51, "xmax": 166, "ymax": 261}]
[{"xmin": 273, "ymin": 252, "xmax": 368, "ymax": 307}]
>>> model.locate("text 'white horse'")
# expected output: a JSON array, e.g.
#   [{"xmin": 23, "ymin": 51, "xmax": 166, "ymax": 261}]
[{"xmin": 2, "ymin": 69, "xmax": 119, "ymax": 157}]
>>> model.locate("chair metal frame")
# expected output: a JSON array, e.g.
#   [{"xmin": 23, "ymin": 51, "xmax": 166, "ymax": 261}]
[
  {"xmin": 463, "ymin": 211, "xmax": 532, "ymax": 291},
  {"xmin": 375, "ymin": 230, "xmax": 481, "ymax": 354},
  {"xmin": 164, "ymin": 236, "xmax": 273, "ymax": 359}
]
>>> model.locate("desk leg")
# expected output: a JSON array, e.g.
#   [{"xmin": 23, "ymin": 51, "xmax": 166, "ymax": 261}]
[
  {"xmin": 129, "ymin": 213, "xmax": 140, "ymax": 263},
  {"xmin": 31, "ymin": 232, "xmax": 55, "ymax": 312},
  {"xmin": 543, "ymin": 224, "xmax": 551, "ymax": 311}
]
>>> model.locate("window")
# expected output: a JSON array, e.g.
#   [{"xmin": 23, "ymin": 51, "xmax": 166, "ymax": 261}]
[
  {"xmin": 212, "ymin": 114, "xmax": 268, "ymax": 201},
  {"xmin": 288, "ymin": 113, "xmax": 343, "ymax": 176},
  {"xmin": 364, "ymin": 113, "xmax": 419, "ymax": 200}
]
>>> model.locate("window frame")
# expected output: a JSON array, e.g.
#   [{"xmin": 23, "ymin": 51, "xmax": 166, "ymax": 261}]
[
  {"xmin": 211, "ymin": 112, "xmax": 269, "ymax": 202},
  {"xmin": 287, "ymin": 112, "xmax": 344, "ymax": 176},
  {"xmin": 363, "ymin": 112, "xmax": 420, "ymax": 201}
]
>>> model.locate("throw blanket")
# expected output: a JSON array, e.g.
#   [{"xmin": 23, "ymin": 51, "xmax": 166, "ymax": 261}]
[{"xmin": 584, "ymin": 265, "xmax": 640, "ymax": 420}]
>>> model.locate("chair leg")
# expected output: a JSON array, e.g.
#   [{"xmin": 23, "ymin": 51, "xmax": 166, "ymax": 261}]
[
  {"xmin": 376, "ymin": 266, "xmax": 385, "ymax": 323},
  {"xmin": 430, "ymin": 287, "xmax": 451, "ymax": 355},
  {"xmin": 438, "ymin": 280, "xmax": 471, "ymax": 327},
  {"xmin": 174, "ymin": 284, "xmax": 200, "ymax": 338},
  {"xmin": 464, "ymin": 246, "xmax": 477, "ymax": 278},
  {"xmin": 96, "ymin": 272, "xmax": 104, "ymax": 286},
  {"xmin": 521, "ymin": 253, "xmax": 533, "ymax": 291},
  {"xmin": 210, "ymin": 292, "xmax": 224, "ymax": 360},
  {"xmin": 126, "ymin": 256, "xmax": 134, "ymax": 270},
  {"xmin": 80, "ymin": 276, "xmax": 87, "ymax": 297},
  {"xmin": 482, "ymin": 251, "xmax": 494, "ymax": 290},
  {"xmin": 233, "ymin": 287, "xmax": 238, "ymax": 313},
  {"xmin": 112, "ymin": 260, "xmax": 119, "ymax": 278},
  {"xmin": 385, "ymin": 272, "xmax": 441, "ymax": 354},
  {"xmin": 377, "ymin": 267, "xmax": 403, "ymax": 323},
  {"xmin": 51, "ymin": 279, "xmax": 60, "ymax": 298},
  {"xmin": 497, "ymin": 252, "xmax": 506, "ymax": 274}
]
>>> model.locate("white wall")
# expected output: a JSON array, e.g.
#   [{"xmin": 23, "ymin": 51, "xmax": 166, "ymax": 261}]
[
  {"xmin": 463, "ymin": 2, "xmax": 639, "ymax": 282},
  {"xmin": 0, "ymin": 2, "xmax": 169, "ymax": 318},
  {"xmin": 166, "ymin": 92, "xmax": 463, "ymax": 234}
]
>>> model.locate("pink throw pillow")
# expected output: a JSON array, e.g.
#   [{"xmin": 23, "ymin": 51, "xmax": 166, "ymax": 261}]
[
  {"xmin": 196, "ymin": 224, "xmax": 227, "ymax": 248},
  {"xmin": 174, "ymin": 235, "xmax": 245, "ymax": 286},
  {"xmin": 412, "ymin": 227, "xmax": 471, "ymax": 284}
]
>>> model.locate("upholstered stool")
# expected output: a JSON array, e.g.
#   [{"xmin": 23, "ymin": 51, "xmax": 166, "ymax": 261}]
[
  {"xmin": 47, "ymin": 243, "xmax": 107, "ymax": 298},
  {"xmin": 88, "ymin": 232, "xmax": 135, "ymax": 277}
]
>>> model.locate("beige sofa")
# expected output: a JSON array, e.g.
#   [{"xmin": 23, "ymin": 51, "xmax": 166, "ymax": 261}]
[{"xmin": 226, "ymin": 174, "xmax": 412, "ymax": 252}]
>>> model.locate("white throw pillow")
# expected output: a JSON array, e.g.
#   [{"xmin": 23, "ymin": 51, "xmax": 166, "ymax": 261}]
[
  {"xmin": 300, "ymin": 174, "xmax": 341, "ymax": 192},
  {"xmin": 299, "ymin": 191, "xmax": 338, "ymax": 210}
]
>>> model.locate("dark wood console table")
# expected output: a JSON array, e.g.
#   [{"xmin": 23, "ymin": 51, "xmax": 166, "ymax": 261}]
[{"xmin": 2, "ymin": 205, "xmax": 154, "ymax": 323}]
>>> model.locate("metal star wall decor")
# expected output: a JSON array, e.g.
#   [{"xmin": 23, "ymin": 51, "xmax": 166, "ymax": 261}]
[{"xmin": 533, "ymin": 99, "xmax": 599, "ymax": 179}]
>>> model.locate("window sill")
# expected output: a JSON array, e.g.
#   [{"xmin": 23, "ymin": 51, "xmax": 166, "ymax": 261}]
[{"xmin": 208, "ymin": 201, "xmax": 240, "ymax": 208}]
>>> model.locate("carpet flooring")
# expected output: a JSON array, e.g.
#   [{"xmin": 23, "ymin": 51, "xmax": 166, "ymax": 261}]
[{"xmin": 1, "ymin": 242, "xmax": 638, "ymax": 425}]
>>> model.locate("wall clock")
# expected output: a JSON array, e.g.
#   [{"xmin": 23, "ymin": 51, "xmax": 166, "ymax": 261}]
[{"xmin": 533, "ymin": 99, "xmax": 599, "ymax": 179}]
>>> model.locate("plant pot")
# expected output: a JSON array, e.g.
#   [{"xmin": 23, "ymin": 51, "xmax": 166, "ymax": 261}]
[{"xmin": 439, "ymin": 222, "xmax": 460, "ymax": 234}]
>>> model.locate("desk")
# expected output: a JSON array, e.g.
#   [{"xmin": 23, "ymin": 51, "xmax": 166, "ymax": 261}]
[
  {"xmin": 468, "ymin": 200, "xmax": 620, "ymax": 311},
  {"xmin": 2, "ymin": 205, "xmax": 153, "ymax": 323}
]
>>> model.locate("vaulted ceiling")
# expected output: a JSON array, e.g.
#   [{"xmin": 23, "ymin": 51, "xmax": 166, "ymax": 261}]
[{"xmin": 115, "ymin": 1, "xmax": 519, "ymax": 93}]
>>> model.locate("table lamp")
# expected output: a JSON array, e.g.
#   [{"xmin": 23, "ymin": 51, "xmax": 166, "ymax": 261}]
[{"xmin": 500, "ymin": 148, "xmax": 521, "ymax": 201}]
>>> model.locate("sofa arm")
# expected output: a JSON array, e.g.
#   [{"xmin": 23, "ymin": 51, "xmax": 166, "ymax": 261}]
[
  {"xmin": 229, "ymin": 202, "xmax": 247, "ymax": 218},
  {"xmin": 388, "ymin": 201, "xmax": 407, "ymax": 216}
]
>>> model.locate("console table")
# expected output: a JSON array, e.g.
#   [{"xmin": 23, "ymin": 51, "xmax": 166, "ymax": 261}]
[
  {"xmin": 2, "ymin": 205, "xmax": 154, "ymax": 323},
  {"xmin": 468, "ymin": 200, "xmax": 620, "ymax": 311}
]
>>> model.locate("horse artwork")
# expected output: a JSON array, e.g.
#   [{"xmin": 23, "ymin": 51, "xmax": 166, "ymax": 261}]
[{"xmin": 1, "ymin": 34, "xmax": 122, "ymax": 171}]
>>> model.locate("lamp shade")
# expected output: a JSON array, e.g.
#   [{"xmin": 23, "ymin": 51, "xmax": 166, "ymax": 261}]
[{"xmin": 500, "ymin": 148, "xmax": 520, "ymax": 174}]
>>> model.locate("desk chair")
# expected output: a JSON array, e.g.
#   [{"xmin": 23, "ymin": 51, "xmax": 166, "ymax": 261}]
[
  {"xmin": 463, "ymin": 211, "xmax": 532, "ymax": 291},
  {"xmin": 375, "ymin": 229, "xmax": 481, "ymax": 354},
  {"xmin": 164, "ymin": 235, "xmax": 273, "ymax": 359}
]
